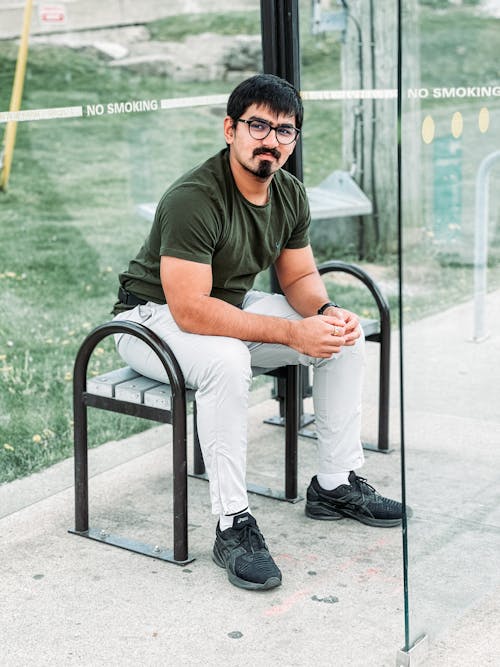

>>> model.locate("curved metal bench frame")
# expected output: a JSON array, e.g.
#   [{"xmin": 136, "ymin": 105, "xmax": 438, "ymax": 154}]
[
  {"xmin": 69, "ymin": 321, "xmax": 301, "ymax": 565},
  {"xmin": 69, "ymin": 320, "xmax": 192, "ymax": 565},
  {"xmin": 317, "ymin": 260, "xmax": 391, "ymax": 451}
]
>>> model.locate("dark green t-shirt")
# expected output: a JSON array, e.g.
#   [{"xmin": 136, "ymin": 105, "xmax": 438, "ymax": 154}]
[{"xmin": 117, "ymin": 148, "xmax": 310, "ymax": 309}]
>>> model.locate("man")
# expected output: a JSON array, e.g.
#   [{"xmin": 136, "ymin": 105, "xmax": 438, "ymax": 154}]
[{"xmin": 113, "ymin": 74, "xmax": 402, "ymax": 591}]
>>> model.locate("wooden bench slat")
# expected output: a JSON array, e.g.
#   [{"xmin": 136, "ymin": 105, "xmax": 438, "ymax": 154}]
[
  {"xmin": 114, "ymin": 376, "xmax": 162, "ymax": 404},
  {"xmin": 87, "ymin": 366, "xmax": 140, "ymax": 397},
  {"xmin": 144, "ymin": 384, "xmax": 196, "ymax": 410}
]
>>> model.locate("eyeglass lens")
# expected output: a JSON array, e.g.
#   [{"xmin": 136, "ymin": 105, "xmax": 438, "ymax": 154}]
[{"xmin": 247, "ymin": 120, "xmax": 297, "ymax": 144}]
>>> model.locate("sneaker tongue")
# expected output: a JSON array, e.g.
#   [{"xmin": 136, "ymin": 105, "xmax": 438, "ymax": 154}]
[{"xmin": 232, "ymin": 512, "xmax": 256, "ymax": 529}]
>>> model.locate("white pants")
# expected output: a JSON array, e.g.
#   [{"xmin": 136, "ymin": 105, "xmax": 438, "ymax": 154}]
[{"xmin": 113, "ymin": 291, "xmax": 365, "ymax": 515}]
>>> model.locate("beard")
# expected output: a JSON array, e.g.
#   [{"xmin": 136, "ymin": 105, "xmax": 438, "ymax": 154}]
[
  {"xmin": 253, "ymin": 159, "xmax": 273, "ymax": 179},
  {"xmin": 247, "ymin": 146, "xmax": 282, "ymax": 179}
]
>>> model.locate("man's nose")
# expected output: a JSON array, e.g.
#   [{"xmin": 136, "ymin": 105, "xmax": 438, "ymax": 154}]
[{"xmin": 262, "ymin": 128, "xmax": 280, "ymax": 147}]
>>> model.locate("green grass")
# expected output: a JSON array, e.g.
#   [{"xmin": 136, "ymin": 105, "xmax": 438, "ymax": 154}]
[
  {"xmin": 0, "ymin": 21, "xmax": 344, "ymax": 482},
  {"xmin": 1, "ymin": 5, "xmax": 499, "ymax": 483},
  {"xmin": 148, "ymin": 11, "xmax": 261, "ymax": 40},
  {"xmin": 419, "ymin": 6, "xmax": 500, "ymax": 106}
]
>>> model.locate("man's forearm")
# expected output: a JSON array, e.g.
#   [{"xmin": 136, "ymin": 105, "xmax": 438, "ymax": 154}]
[
  {"xmin": 172, "ymin": 295, "xmax": 295, "ymax": 345},
  {"xmin": 281, "ymin": 271, "xmax": 332, "ymax": 319},
  {"xmin": 169, "ymin": 288, "xmax": 349, "ymax": 359}
]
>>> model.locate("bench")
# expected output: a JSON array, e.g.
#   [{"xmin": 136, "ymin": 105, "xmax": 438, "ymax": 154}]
[
  {"xmin": 69, "ymin": 322, "xmax": 301, "ymax": 565},
  {"xmin": 69, "ymin": 261, "xmax": 390, "ymax": 565}
]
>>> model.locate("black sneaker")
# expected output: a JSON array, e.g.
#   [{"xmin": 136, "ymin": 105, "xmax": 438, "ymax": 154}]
[
  {"xmin": 305, "ymin": 472, "xmax": 403, "ymax": 527},
  {"xmin": 212, "ymin": 512, "xmax": 282, "ymax": 590}
]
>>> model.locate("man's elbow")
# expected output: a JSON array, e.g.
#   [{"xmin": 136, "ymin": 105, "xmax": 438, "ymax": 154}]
[
  {"xmin": 168, "ymin": 303, "xmax": 197, "ymax": 333},
  {"xmin": 280, "ymin": 268, "xmax": 319, "ymax": 293}
]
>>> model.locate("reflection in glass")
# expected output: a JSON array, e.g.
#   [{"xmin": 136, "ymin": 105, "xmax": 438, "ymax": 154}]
[
  {"xmin": 0, "ymin": 1, "xmax": 262, "ymax": 481},
  {"xmin": 401, "ymin": 0, "xmax": 500, "ymax": 650}
]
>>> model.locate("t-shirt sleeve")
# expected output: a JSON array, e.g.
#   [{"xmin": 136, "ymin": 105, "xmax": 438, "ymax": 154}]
[
  {"xmin": 156, "ymin": 184, "xmax": 220, "ymax": 264},
  {"xmin": 285, "ymin": 182, "xmax": 311, "ymax": 249}
]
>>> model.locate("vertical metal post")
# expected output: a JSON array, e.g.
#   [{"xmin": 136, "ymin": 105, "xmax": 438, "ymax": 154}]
[
  {"xmin": 171, "ymin": 390, "xmax": 188, "ymax": 563},
  {"xmin": 284, "ymin": 365, "xmax": 300, "ymax": 500},
  {"xmin": 261, "ymin": 0, "xmax": 303, "ymax": 295},
  {"xmin": 396, "ymin": 0, "xmax": 411, "ymax": 651},
  {"xmin": 261, "ymin": 0, "xmax": 310, "ymax": 431},
  {"xmin": 378, "ymin": 305, "xmax": 391, "ymax": 452},
  {"xmin": 260, "ymin": 0, "xmax": 303, "ymax": 181},
  {"xmin": 73, "ymin": 353, "xmax": 89, "ymax": 533}
]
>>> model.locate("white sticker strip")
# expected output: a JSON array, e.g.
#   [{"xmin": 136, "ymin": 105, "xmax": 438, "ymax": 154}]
[
  {"xmin": 160, "ymin": 93, "xmax": 229, "ymax": 110},
  {"xmin": 0, "ymin": 105, "xmax": 83, "ymax": 123},
  {"xmin": 2, "ymin": 85, "xmax": 499, "ymax": 124},
  {"xmin": 0, "ymin": 89, "xmax": 401, "ymax": 124},
  {"xmin": 302, "ymin": 88, "xmax": 398, "ymax": 100}
]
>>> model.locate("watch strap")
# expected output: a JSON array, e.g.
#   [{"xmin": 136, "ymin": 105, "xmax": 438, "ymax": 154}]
[{"xmin": 317, "ymin": 301, "xmax": 340, "ymax": 315}]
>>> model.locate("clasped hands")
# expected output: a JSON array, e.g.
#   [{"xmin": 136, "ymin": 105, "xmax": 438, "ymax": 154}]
[{"xmin": 290, "ymin": 307, "xmax": 361, "ymax": 358}]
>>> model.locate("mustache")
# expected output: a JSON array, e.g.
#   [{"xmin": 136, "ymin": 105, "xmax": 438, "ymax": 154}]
[{"xmin": 253, "ymin": 147, "xmax": 281, "ymax": 160}]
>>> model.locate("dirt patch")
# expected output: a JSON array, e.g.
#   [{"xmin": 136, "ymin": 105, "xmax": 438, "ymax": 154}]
[{"xmin": 30, "ymin": 26, "xmax": 261, "ymax": 82}]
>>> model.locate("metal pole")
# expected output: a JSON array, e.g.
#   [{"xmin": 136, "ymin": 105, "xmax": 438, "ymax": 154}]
[
  {"xmin": 473, "ymin": 150, "xmax": 500, "ymax": 342},
  {"xmin": 0, "ymin": 0, "xmax": 34, "ymax": 191},
  {"xmin": 260, "ymin": 0, "xmax": 312, "ymax": 424},
  {"xmin": 260, "ymin": 0, "xmax": 303, "ymax": 181},
  {"xmin": 261, "ymin": 0, "xmax": 303, "ymax": 295},
  {"xmin": 395, "ymin": 0, "xmax": 411, "ymax": 651}
]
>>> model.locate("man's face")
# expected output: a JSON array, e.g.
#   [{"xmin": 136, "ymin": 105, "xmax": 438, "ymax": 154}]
[{"xmin": 224, "ymin": 104, "xmax": 298, "ymax": 180}]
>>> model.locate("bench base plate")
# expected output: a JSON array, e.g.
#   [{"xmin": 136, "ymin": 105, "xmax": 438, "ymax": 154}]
[
  {"xmin": 68, "ymin": 527, "xmax": 195, "ymax": 565},
  {"xmin": 189, "ymin": 472, "xmax": 303, "ymax": 504},
  {"xmin": 265, "ymin": 416, "xmax": 394, "ymax": 453}
]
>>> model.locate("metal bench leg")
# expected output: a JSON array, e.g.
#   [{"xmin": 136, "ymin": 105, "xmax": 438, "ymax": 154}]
[
  {"xmin": 378, "ymin": 325, "xmax": 391, "ymax": 452},
  {"xmin": 73, "ymin": 390, "xmax": 89, "ymax": 533},
  {"xmin": 189, "ymin": 402, "xmax": 209, "ymax": 487},
  {"xmin": 171, "ymin": 399, "xmax": 189, "ymax": 563},
  {"xmin": 68, "ymin": 321, "xmax": 194, "ymax": 565},
  {"xmin": 192, "ymin": 402, "xmax": 206, "ymax": 475},
  {"xmin": 284, "ymin": 365, "xmax": 300, "ymax": 501}
]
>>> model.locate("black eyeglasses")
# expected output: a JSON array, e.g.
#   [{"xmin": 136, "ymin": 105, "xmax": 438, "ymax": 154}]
[{"xmin": 237, "ymin": 118, "xmax": 300, "ymax": 145}]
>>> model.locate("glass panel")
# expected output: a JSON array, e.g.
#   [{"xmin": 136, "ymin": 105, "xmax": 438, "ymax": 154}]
[
  {"xmin": 300, "ymin": 0, "xmax": 404, "ymax": 651},
  {"xmin": 300, "ymin": 0, "xmax": 399, "ymax": 266},
  {"xmin": 0, "ymin": 1, "xmax": 261, "ymax": 482},
  {"xmin": 401, "ymin": 0, "xmax": 500, "ymax": 648}
]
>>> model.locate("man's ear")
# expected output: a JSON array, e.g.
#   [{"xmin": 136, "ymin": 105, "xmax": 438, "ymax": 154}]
[{"xmin": 223, "ymin": 116, "xmax": 235, "ymax": 144}]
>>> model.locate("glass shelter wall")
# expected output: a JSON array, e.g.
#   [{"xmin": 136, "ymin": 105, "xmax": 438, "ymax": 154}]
[
  {"xmin": 0, "ymin": 0, "xmax": 262, "ymax": 480},
  {"xmin": 401, "ymin": 0, "xmax": 500, "ymax": 650}
]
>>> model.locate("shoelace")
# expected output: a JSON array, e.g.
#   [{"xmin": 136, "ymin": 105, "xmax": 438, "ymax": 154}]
[
  {"xmin": 339, "ymin": 474, "xmax": 378, "ymax": 511},
  {"xmin": 353, "ymin": 474, "xmax": 400, "ymax": 510},
  {"xmin": 239, "ymin": 525, "xmax": 266, "ymax": 554},
  {"xmin": 352, "ymin": 474, "xmax": 377, "ymax": 496}
]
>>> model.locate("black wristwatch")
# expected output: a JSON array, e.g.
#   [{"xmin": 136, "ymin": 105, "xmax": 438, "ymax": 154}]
[{"xmin": 317, "ymin": 301, "xmax": 340, "ymax": 315}]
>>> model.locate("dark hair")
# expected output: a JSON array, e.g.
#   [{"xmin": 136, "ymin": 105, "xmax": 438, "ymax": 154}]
[{"xmin": 226, "ymin": 74, "xmax": 304, "ymax": 129}]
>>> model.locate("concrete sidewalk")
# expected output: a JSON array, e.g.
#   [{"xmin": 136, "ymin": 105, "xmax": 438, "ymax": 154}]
[{"xmin": 1, "ymin": 292, "xmax": 499, "ymax": 666}]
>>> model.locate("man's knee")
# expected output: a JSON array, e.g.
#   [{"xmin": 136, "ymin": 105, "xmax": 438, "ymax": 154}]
[
  {"xmin": 198, "ymin": 338, "xmax": 252, "ymax": 392},
  {"xmin": 352, "ymin": 328, "xmax": 365, "ymax": 355}
]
